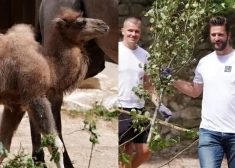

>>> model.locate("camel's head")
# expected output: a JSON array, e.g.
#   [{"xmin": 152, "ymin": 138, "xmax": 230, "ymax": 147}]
[{"xmin": 53, "ymin": 7, "xmax": 109, "ymax": 43}]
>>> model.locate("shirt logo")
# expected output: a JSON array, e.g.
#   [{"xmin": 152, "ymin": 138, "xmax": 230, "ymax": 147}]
[{"xmin": 224, "ymin": 66, "xmax": 232, "ymax": 72}]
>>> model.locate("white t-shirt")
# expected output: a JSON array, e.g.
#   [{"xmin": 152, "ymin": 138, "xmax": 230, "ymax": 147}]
[
  {"xmin": 193, "ymin": 50, "xmax": 235, "ymax": 133},
  {"xmin": 118, "ymin": 42, "xmax": 150, "ymax": 108}
]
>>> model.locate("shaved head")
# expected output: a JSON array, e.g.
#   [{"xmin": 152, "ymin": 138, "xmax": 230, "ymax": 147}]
[
  {"xmin": 123, "ymin": 17, "xmax": 141, "ymax": 28},
  {"xmin": 121, "ymin": 17, "xmax": 141, "ymax": 49}
]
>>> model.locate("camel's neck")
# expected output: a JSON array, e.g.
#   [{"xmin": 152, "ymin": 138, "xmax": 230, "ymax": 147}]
[{"xmin": 45, "ymin": 30, "xmax": 89, "ymax": 93}]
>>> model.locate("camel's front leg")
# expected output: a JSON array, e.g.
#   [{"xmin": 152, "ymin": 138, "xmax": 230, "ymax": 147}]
[
  {"xmin": 26, "ymin": 97, "xmax": 64, "ymax": 168},
  {"xmin": 46, "ymin": 135, "xmax": 64, "ymax": 168},
  {"xmin": 30, "ymin": 92, "xmax": 74, "ymax": 168},
  {"xmin": 0, "ymin": 105, "xmax": 25, "ymax": 163},
  {"xmin": 29, "ymin": 122, "xmax": 47, "ymax": 167}
]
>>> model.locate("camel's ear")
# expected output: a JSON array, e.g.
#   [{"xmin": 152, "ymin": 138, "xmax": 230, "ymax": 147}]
[
  {"xmin": 79, "ymin": 11, "xmax": 84, "ymax": 17},
  {"xmin": 53, "ymin": 18, "xmax": 66, "ymax": 27}
]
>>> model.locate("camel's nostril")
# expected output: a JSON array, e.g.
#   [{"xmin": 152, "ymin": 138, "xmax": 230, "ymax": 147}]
[
  {"xmin": 105, "ymin": 26, "xmax": 109, "ymax": 32},
  {"xmin": 82, "ymin": 20, "xmax": 86, "ymax": 25}
]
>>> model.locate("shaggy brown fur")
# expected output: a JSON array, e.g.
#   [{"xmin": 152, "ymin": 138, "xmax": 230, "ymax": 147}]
[{"xmin": 0, "ymin": 8, "xmax": 108, "ymax": 168}]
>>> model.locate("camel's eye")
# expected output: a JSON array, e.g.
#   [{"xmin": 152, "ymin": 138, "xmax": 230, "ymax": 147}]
[{"xmin": 73, "ymin": 19, "xmax": 86, "ymax": 29}]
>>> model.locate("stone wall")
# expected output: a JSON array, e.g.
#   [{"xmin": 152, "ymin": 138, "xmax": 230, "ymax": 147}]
[{"xmin": 119, "ymin": 0, "xmax": 235, "ymax": 156}]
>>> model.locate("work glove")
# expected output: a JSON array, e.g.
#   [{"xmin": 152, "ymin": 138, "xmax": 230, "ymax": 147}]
[
  {"xmin": 155, "ymin": 104, "xmax": 172, "ymax": 122},
  {"xmin": 160, "ymin": 67, "xmax": 173, "ymax": 83}
]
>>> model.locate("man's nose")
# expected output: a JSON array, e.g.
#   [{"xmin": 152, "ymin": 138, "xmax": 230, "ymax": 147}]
[{"xmin": 215, "ymin": 35, "xmax": 220, "ymax": 41}]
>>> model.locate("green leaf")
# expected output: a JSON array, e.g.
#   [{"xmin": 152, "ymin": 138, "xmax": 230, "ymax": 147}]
[
  {"xmin": 144, "ymin": 111, "xmax": 150, "ymax": 118},
  {"xmin": 150, "ymin": 18, "xmax": 155, "ymax": 23},
  {"xmin": 192, "ymin": 2, "xmax": 198, "ymax": 7},
  {"xmin": 160, "ymin": 12, "xmax": 166, "ymax": 20},
  {"xmin": 119, "ymin": 148, "xmax": 131, "ymax": 165},
  {"xmin": 221, "ymin": 3, "xmax": 225, "ymax": 8}
]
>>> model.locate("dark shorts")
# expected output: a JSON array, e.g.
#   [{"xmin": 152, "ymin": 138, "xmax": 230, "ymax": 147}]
[{"xmin": 119, "ymin": 107, "xmax": 150, "ymax": 145}]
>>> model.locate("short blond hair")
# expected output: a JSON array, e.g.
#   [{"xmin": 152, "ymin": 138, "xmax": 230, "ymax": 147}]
[{"xmin": 123, "ymin": 17, "xmax": 141, "ymax": 27}]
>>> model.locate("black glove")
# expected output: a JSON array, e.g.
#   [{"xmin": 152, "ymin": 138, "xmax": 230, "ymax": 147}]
[
  {"xmin": 155, "ymin": 104, "xmax": 172, "ymax": 122},
  {"xmin": 160, "ymin": 67, "xmax": 173, "ymax": 82}
]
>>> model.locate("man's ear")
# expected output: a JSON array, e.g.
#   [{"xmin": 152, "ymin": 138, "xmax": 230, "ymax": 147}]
[
  {"xmin": 228, "ymin": 32, "xmax": 231, "ymax": 40},
  {"xmin": 121, "ymin": 28, "xmax": 124, "ymax": 36}
]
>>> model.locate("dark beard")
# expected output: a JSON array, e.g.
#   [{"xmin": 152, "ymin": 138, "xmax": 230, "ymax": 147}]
[{"xmin": 212, "ymin": 38, "xmax": 228, "ymax": 51}]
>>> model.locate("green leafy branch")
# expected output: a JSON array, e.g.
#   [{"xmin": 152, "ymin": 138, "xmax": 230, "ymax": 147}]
[
  {"xmin": 64, "ymin": 104, "xmax": 118, "ymax": 121},
  {"xmin": 132, "ymin": 0, "xmax": 225, "ymax": 152},
  {"xmin": 83, "ymin": 110, "xmax": 100, "ymax": 168},
  {"xmin": 118, "ymin": 108, "xmax": 198, "ymax": 140},
  {"xmin": 157, "ymin": 139, "xmax": 199, "ymax": 168},
  {"xmin": 40, "ymin": 135, "xmax": 60, "ymax": 163},
  {"xmin": 0, "ymin": 142, "xmax": 8, "ymax": 159},
  {"xmin": 64, "ymin": 103, "xmax": 118, "ymax": 168},
  {"xmin": 145, "ymin": 0, "xmax": 220, "ymax": 96},
  {"xmin": 0, "ymin": 142, "xmax": 45, "ymax": 168},
  {"xmin": 89, "ymin": 104, "xmax": 119, "ymax": 121},
  {"xmin": 0, "ymin": 135, "xmax": 63, "ymax": 167},
  {"xmin": 119, "ymin": 147, "xmax": 131, "ymax": 166},
  {"xmin": 118, "ymin": 108, "xmax": 198, "ymax": 165}
]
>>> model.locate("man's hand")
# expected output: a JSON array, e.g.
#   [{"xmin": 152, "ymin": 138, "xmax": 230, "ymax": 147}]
[
  {"xmin": 160, "ymin": 67, "xmax": 173, "ymax": 82},
  {"xmin": 155, "ymin": 104, "xmax": 172, "ymax": 122}
]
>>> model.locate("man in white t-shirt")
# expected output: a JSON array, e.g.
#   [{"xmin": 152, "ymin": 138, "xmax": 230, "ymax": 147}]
[
  {"xmin": 118, "ymin": 17, "xmax": 172, "ymax": 168},
  {"xmin": 163, "ymin": 16, "xmax": 235, "ymax": 167}
]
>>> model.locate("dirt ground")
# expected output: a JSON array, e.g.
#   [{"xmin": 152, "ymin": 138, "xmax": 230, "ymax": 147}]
[
  {"xmin": 0, "ymin": 105, "xmax": 229, "ymax": 168},
  {"xmin": 0, "ymin": 107, "xmax": 118, "ymax": 168}
]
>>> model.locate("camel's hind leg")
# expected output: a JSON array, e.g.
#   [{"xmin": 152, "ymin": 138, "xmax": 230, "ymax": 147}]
[
  {"xmin": 0, "ymin": 105, "xmax": 25, "ymax": 163},
  {"xmin": 26, "ymin": 97, "xmax": 64, "ymax": 168}
]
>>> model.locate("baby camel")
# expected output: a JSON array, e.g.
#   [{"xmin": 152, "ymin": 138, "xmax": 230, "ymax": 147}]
[{"xmin": 0, "ymin": 7, "xmax": 108, "ymax": 168}]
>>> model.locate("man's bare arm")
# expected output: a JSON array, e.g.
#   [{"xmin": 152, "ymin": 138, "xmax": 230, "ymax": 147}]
[
  {"xmin": 143, "ymin": 75, "xmax": 158, "ymax": 106},
  {"xmin": 173, "ymin": 79, "xmax": 203, "ymax": 98},
  {"xmin": 144, "ymin": 74, "xmax": 172, "ymax": 121}
]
